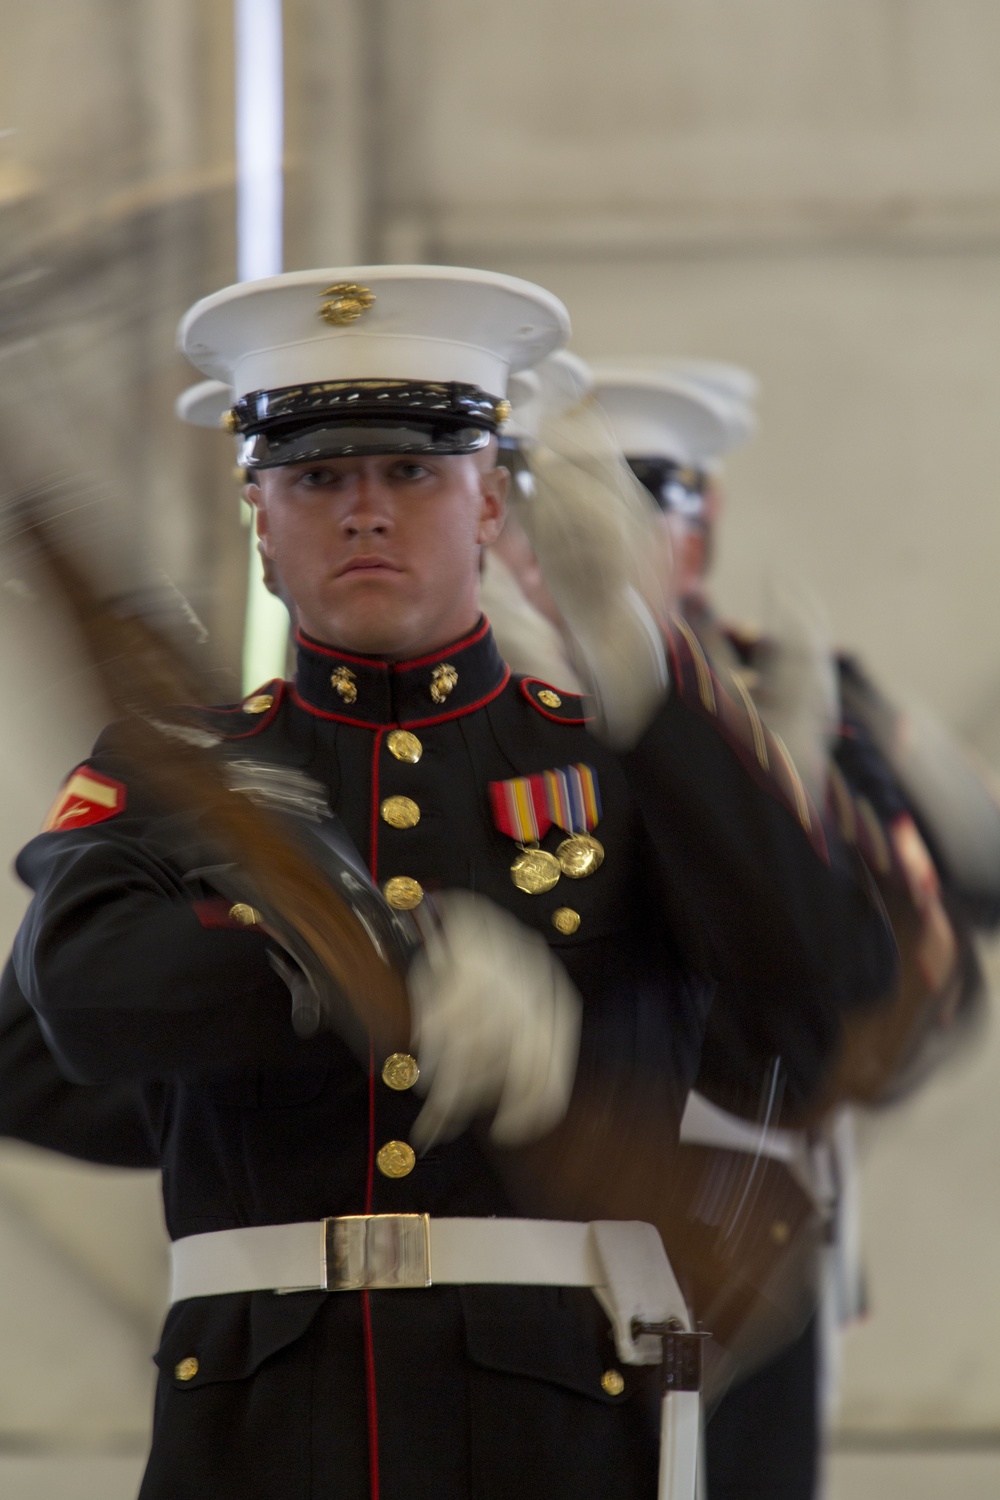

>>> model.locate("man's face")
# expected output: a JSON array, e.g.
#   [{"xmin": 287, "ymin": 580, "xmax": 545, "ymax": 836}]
[{"xmin": 251, "ymin": 450, "xmax": 507, "ymax": 658}]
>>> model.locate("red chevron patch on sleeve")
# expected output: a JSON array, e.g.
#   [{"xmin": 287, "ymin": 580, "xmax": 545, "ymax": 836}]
[{"xmin": 42, "ymin": 767, "xmax": 127, "ymax": 832}]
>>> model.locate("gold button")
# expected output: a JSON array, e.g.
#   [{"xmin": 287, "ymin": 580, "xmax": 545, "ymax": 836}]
[
  {"xmin": 175, "ymin": 1356, "xmax": 199, "ymax": 1382},
  {"xmin": 551, "ymin": 907, "xmax": 581, "ymax": 935},
  {"xmin": 229, "ymin": 903, "xmax": 262, "ymax": 927},
  {"xmin": 538, "ymin": 689, "xmax": 562, "ymax": 709},
  {"xmin": 243, "ymin": 693, "xmax": 273, "ymax": 715},
  {"xmin": 382, "ymin": 1053, "xmax": 420, "ymax": 1091},
  {"xmin": 387, "ymin": 730, "xmax": 423, "ymax": 764},
  {"xmin": 601, "ymin": 1369, "xmax": 625, "ymax": 1397},
  {"xmin": 770, "ymin": 1220, "xmax": 790, "ymax": 1246},
  {"xmin": 383, "ymin": 876, "xmax": 424, "ymax": 910},
  {"xmin": 381, "ymin": 796, "xmax": 421, "ymax": 830},
  {"xmin": 221, "ymin": 409, "xmax": 239, "ymax": 433},
  {"xmin": 376, "ymin": 1140, "xmax": 416, "ymax": 1178}
]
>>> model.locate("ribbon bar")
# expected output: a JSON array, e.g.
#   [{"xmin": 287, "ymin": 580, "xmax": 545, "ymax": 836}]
[{"xmin": 490, "ymin": 764, "xmax": 601, "ymax": 845}]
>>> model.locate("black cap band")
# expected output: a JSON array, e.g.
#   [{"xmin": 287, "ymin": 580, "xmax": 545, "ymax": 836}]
[
  {"xmin": 231, "ymin": 379, "xmax": 505, "ymax": 467},
  {"xmin": 627, "ymin": 457, "xmax": 708, "ymax": 520}
]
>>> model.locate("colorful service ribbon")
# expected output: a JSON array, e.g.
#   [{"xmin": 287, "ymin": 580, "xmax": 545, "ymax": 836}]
[{"xmin": 490, "ymin": 763, "xmax": 601, "ymax": 844}]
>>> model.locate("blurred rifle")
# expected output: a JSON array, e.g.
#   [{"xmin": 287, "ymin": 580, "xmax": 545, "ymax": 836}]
[{"xmin": 11, "ymin": 492, "xmax": 819, "ymax": 1393}]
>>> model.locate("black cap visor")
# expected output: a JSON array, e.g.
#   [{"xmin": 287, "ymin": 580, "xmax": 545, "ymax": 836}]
[
  {"xmin": 627, "ymin": 456, "xmax": 708, "ymax": 521},
  {"xmin": 241, "ymin": 419, "xmax": 493, "ymax": 469},
  {"xmin": 233, "ymin": 378, "xmax": 503, "ymax": 469}
]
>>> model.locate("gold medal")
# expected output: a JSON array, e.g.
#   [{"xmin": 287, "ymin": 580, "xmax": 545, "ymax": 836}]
[
  {"xmin": 556, "ymin": 833, "xmax": 605, "ymax": 879},
  {"xmin": 510, "ymin": 846, "xmax": 561, "ymax": 895}
]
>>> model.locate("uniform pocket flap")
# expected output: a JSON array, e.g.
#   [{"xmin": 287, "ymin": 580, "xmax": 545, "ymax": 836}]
[
  {"xmin": 154, "ymin": 1288, "xmax": 326, "ymax": 1389},
  {"xmin": 460, "ymin": 1284, "xmax": 635, "ymax": 1404}
]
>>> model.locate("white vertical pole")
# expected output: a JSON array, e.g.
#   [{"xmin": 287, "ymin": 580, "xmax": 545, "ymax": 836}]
[{"xmin": 235, "ymin": 0, "xmax": 290, "ymax": 692}]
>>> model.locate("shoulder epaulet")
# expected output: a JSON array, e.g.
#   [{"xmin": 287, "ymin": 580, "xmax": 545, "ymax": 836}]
[
  {"xmin": 519, "ymin": 677, "xmax": 591, "ymax": 724},
  {"xmin": 186, "ymin": 679, "xmax": 287, "ymax": 741}
]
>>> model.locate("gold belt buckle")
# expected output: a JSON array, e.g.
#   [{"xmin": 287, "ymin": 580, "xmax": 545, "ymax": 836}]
[{"xmin": 323, "ymin": 1214, "xmax": 432, "ymax": 1291}]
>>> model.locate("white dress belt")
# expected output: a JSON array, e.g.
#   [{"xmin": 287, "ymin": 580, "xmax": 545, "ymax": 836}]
[
  {"xmin": 170, "ymin": 1215, "xmax": 599, "ymax": 1304},
  {"xmin": 169, "ymin": 1215, "xmax": 701, "ymax": 1500}
]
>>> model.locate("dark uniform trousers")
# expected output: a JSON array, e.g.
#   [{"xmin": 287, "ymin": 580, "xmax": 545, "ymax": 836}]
[{"xmin": 10, "ymin": 619, "xmax": 896, "ymax": 1500}]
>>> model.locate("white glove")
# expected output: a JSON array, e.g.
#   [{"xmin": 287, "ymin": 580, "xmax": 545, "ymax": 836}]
[
  {"xmin": 517, "ymin": 398, "xmax": 671, "ymax": 748},
  {"xmin": 757, "ymin": 580, "xmax": 839, "ymax": 806},
  {"xmin": 407, "ymin": 892, "xmax": 582, "ymax": 1150}
]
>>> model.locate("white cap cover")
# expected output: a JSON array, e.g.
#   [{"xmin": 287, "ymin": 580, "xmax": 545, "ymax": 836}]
[
  {"xmin": 589, "ymin": 365, "xmax": 749, "ymax": 466},
  {"xmin": 175, "ymin": 379, "xmax": 233, "ymax": 429},
  {"xmin": 640, "ymin": 358, "xmax": 758, "ymax": 409},
  {"xmin": 506, "ymin": 350, "xmax": 592, "ymax": 443},
  {"xmin": 179, "ymin": 265, "xmax": 570, "ymax": 401}
]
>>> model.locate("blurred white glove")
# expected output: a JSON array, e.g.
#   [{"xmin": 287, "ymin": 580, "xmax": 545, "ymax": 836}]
[
  {"xmin": 757, "ymin": 580, "xmax": 839, "ymax": 806},
  {"xmin": 407, "ymin": 892, "xmax": 582, "ymax": 1150},
  {"xmin": 516, "ymin": 398, "xmax": 671, "ymax": 749}
]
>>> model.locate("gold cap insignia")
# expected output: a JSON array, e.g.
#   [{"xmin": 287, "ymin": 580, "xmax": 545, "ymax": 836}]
[
  {"xmin": 220, "ymin": 408, "xmax": 240, "ymax": 433},
  {"xmin": 319, "ymin": 283, "xmax": 376, "ymax": 326},
  {"xmin": 331, "ymin": 666, "xmax": 358, "ymax": 704},
  {"xmin": 430, "ymin": 663, "xmax": 458, "ymax": 703},
  {"xmin": 494, "ymin": 399, "xmax": 512, "ymax": 425}
]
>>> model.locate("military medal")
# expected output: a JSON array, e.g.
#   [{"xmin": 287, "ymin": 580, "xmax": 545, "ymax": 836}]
[
  {"xmin": 490, "ymin": 763, "xmax": 603, "ymax": 893},
  {"xmin": 510, "ymin": 846, "xmax": 562, "ymax": 894},
  {"xmin": 556, "ymin": 832, "xmax": 604, "ymax": 878},
  {"xmin": 543, "ymin": 764, "xmax": 603, "ymax": 877}
]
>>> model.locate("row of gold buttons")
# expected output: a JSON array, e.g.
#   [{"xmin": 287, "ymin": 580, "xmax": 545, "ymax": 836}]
[
  {"xmin": 383, "ymin": 731, "xmax": 424, "ymax": 923},
  {"xmin": 377, "ymin": 1050, "xmax": 420, "ymax": 1178}
]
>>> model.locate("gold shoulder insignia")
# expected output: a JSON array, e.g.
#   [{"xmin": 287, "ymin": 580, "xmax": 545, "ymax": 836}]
[{"xmin": 520, "ymin": 678, "xmax": 590, "ymax": 723}]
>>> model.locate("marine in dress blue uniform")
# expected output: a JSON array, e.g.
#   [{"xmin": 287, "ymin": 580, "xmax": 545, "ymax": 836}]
[
  {"xmin": 9, "ymin": 268, "xmax": 896, "ymax": 1500},
  {"xmin": 592, "ymin": 360, "xmax": 996, "ymax": 1500}
]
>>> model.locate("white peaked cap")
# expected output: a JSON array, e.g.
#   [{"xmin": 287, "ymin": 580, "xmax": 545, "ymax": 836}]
[
  {"xmin": 655, "ymin": 360, "xmax": 758, "ymax": 409},
  {"xmin": 178, "ymin": 265, "xmax": 571, "ymax": 400},
  {"xmin": 506, "ymin": 350, "xmax": 592, "ymax": 441},
  {"xmin": 607, "ymin": 357, "xmax": 758, "ymax": 458},
  {"xmin": 175, "ymin": 379, "xmax": 233, "ymax": 429},
  {"xmin": 589, "ymin": 365, "xmax": 750, "ymax": 466}
]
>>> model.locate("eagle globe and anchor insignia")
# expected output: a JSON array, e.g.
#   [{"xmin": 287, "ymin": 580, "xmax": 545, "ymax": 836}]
[
  {"xmin": 430, "ymin": 663, "xmax": 458, "ymax": 704},
  {"xmin": 490, "ymin": 765, "xmax": 604, "ymax": 895},
  {"xmin": 331, "ymin": 666, "xmax": 358, "ymax": 705},
  {"xmin": 318, "ymin": 283, "xmax": 376, "ymax": 326}
]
